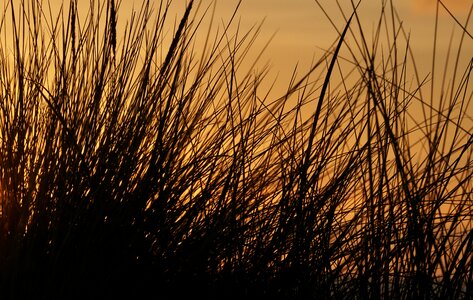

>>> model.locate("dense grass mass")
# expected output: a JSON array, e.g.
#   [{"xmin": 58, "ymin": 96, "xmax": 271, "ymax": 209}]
[{"xmin": 0, "ymin": 0, "xmax": 472, "ymax": 298}]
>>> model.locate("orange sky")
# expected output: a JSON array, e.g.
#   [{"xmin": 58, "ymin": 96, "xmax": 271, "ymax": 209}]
[
  {"xmin": 209, "ymin": 0, "xmax": 473, "ymax": 95},
  {"xmin": 411, "ymin": 0, "xmax": 473, "ymax": 15},
  {"xmin": 6, "ymin": 0, "xmax": 473, "ymax": 96}
]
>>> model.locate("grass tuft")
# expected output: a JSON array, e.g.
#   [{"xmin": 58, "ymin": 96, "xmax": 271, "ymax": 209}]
[{"xmin": 0, "ymin": 0, "xmax": 472, "ymax": 299}]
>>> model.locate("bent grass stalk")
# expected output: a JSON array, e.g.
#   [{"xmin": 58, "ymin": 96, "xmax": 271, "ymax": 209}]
[{"xmin": 0, "ymin": 0, "xmax": 471, "ymax": 298}]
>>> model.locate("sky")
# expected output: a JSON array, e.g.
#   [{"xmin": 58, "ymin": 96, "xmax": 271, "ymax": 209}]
[
  {"xmin": 217, "ymin": 0, "xmax": 473, "ymax": 90},
  {"xmin": 158, "ymin": 0, "xmax": 472, "ymax": 96},
  {"xmin": 5, "ymin": 0, "xmax": 473, "ymax": 96}
]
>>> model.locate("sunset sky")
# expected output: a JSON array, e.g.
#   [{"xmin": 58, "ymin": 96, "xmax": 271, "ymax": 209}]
[
  {"xmin": 165, "ymin": 0, "xmax": 472, "ymax": 95},
  {"xmin": 6, "ymin": 0, "xmax": 473, "ymax": 96}
]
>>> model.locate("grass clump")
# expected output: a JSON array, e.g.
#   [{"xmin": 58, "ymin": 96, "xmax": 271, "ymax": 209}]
[{"xmin": 0, "ymin": 0, "xmax": 472, "ymax": 299}]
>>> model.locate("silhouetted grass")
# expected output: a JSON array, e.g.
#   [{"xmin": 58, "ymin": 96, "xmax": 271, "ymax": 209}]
[{"xmin": 0, "ymin": 0, "xmax": 472, "ymax": 299}]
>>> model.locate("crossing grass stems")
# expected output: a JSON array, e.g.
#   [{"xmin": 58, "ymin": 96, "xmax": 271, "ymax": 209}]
[{"xmin": 0, "ymin": 0, "xmax": 472, "ymax": 298}]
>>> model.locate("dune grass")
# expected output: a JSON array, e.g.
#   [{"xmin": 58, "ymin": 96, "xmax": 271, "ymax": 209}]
[{"xmin": 0, "ymin": 0, "xmax": 472, "ymax": 298}]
